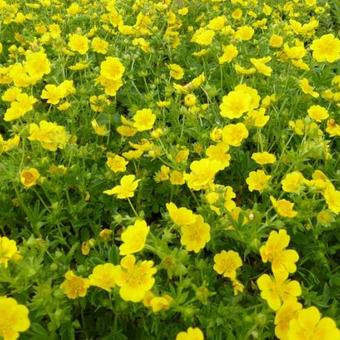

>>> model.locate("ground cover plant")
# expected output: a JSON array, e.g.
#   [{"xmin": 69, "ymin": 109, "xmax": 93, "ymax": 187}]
[{"xmin": 0, "ymin": 0, "xmax": 340, "ymax": 339}]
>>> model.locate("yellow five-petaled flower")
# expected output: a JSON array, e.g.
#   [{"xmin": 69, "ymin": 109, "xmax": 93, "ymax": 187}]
[{"xmin": 103, "ymin": 174, "xmax": 140, "ymax": 199}]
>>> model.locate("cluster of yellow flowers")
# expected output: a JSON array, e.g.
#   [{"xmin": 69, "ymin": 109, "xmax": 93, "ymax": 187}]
[
  {"xmin": 59, "ymin": 218, "xmax": 155, "ymax": 304},
  {"xmin": 61, "ymin": 253, "xmax": 157, "ymax": 303},
  {"xmin": 257, "ymin": 229, "xmax": 340, "ymax": 339},
  {"xmin": 167, "ymin": 203, "xmax": 211, "ymax": 253},
  {"xmin": 28, "ymin": 120, "xmax": 69, "ymax": 151}
]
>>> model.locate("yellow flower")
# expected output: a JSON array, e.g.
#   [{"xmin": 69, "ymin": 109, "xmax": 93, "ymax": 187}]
[
  {"xmin": 250, "ymin": 56, "xmax": 273, "ymax": 77},
  {"xmin": 218, "ymin": 44, "xmax": 238, "ymax": 64},
  {"xmin": 260, "ymin": 229, "xmax": 299, "ymax": 275},
  {"xmin": 4, "ymin": 93, "xmax": 36, "ymax": 121},
  {"xmin": 166, "ymin": 202, "xmax": 196, "ymax": 226},
  {"xmin": 0, "ymin": 296, "xmax": 30, "ymax": 340},
  {"xmin": 323, "ymin": 186, "xmax": 340, "ymax": 214},
  {"xmin": 191, "ymin": 28, "xmax": 215, "ymax": 45},
  {"xmin": 205, "ymin": 191, "xmax": 220, "ymax": 214},
  {"xmin": 317, "ymin": 210, "xmax": 335, "ymax": 226},
  {"xmin": 28, "ymin": 120, "xmax": 69, "ymax": 151},
  {"xmin": 175, "ymin": 148, "xmax": 190, "ymax": 163},
  {"xmin": 154, "ymin": 165, "xmax": 170, "ymax": 182},
  {"xmin": 178, "ymin": 7, "xmax": 188, "ymax": 16},
  {"xmin": 8, "ymin": 64, "xmax": 31, "ymax": 88},
  {"xmin": 170, "ymin": 170, "xmax": 185, "ymax": 185},
  {"xmin": 299, "ymin": 78, "xmax": 319, "ymax": 98},
  {"xmin": 287, "ymin": 306, "xmax": 340, "ymax": 340},
  {"xmin": 59, "ymin": 80, "xmax": 76, "ymax": 96},
  {"xmin": 275, "ymin": 300, "xmax": 303, "ymax": 340},
  {"xmin": 210, "ymin": 127, "xmax": 223, "ymax": 142},
  {"xmin": 213, "ymin": 250, "xmax": 242, "ymax": 280},
  {"xmin": 24, "ymin": 51, "xmax": 51, "ymax": 81},
  {"xmin": 58, "ymin": 101, "xmax": 71, "ymax": 111},
  {"xmin": 144, "ymin": 292, "xmax": 173, "ymax": 313},
  {"xmin": 0, "ymin": 236, "xmax": 18, "ymax": 268},
  {"xmin": 132, "ymin": 108, "xmax": 156, "ymax": 131},
  {"xmin": 288, "ymin": 119, "xmax": 306, "ymax": 136},
  {"xmin": 115, "ymin": 255, "xmax": 157, "ymax": 302},
  {"xmin": 251, "ymin": 152, "xmax": 276, "ymax": 165},
  {"xmin": 222, "ymin": 123, "xmax": 249, "ymax": 147},
  {"xmin": 60, "ymin": 271, "xmax": 90, "ymax": 299},
  {"xmin": 100, "ymin": 57, "xmax": 125, "ymax": 80},
  {"xmin": 91, "ymin": 119, "xmax": 108, "ymax": 136},
  {"xmin": 2, "ymin": 87, "xmax": 22, "ymax": 102},
  {"xmin": 66, "ymin": 3, "xmax": 81, "ymax": 15},
  {"xmin": 261, "ymin": 94, "xmax": 276, "ymax": 108},
  {"xmin": 156, "ymin": 101, "xmax": 171, "ymax": 109},
  {"xmin": 176, "ymin": 327, "xmax": 204, "ymax": 340},
  {"xmin": 224, "ymin": 186, "xmax": 237, "ymax": 212},
  {"xmin": 289, "ymin": 17, "xmax": 318, "ymax": 35},
  {"xmin": 168, "ymin": 64, "xmax": 184, "ymax": 80},
  {"xmin": 174, "ymin": 73, "xmax": 205, "ymax": 94},
  {"xmin": 185, "ymin": 158, "xmax": 221, "ymax": 191},
  {"xmin": 91, "ymin": 37, "xmax": 108, "ymax": 54},
  {"xmin": 123, "ymin": 149, "xmax": 143, "ymax": 160},
  {"xmin": 88, "ymin": 263, "xmax": 120, "ymax": 291},
  {"xmin": 246, "ymin": 170, "xmax": 271, "ymax": 192},
  {"xmin": 208, "ymin": 15, "xmax": 226, "ymax": 31},
  {"xmin": 236, "ymin": 83, "xmax": 261, "ymax": 108},
  {"xmin": 231, "ymin": 278, "xmax": 245, "ymax": 295},
  {"xmin": 184, "ymin": 94, "xmax": 197, "ymax": 107},
  {"xmin": 281, "ymin": 171, "xmax": 305, "ymax": 193},
  {"xmin": 234, "ymin": 26, "xmax": 254, "ymax": 41},
  {"xmin": 117, "ymin": 125, "xmax": 137, "ymax": 137},
  {"xmin": 269, "ymin": 34, "xmax": 283, "ymax": 48},
  {"xmin": 99, "ymin": 229, "xmax": 113, "ymax": 240},
  {"xmin": 232, "ymin": 9, "xmax": 243, "ymax": 20},
  {"xmin": 119, "ymin": 220, "xmax": 149, "ymax": 255},
  {"xmin": 81, "ymin": 240, "xmax": 93, "ymax": 256},
  {"xmin": 246, "ymin": 108, "xmax": 270, "ymax": 128},
  {"xmin": 192, "ymin": 49, "xmax": 208, "ymax": 57},
  {"xmin": 326, "ymin": 119, "xmax": 340, "ymax": 137},
  {"xmin": 48, "ymin": 165, "xmax": 67, "ymax": 176},
  {"xmin": 20, "ymin": 168, "xmax": 40, "ymax": 188},
  {"xmin": 270, "ymin": 196, "xmax": 298, "ymax": 218},
  {"xmin": 206, "ymin": 142, "xmax": 231, "ymax": 170},
  {"xmin": 41, "ymin": 84, "xmax": 66, "ymax": 105},
  {"xmin": 2, "ymin": 134, "xmax": 20, "ymax": 153},
  {"xmin": 257, "ymin": 271, "xmax": 301, "ymax": 311},
  {"xmin": 220, "ymin": 84, "xmax": 260, "ymax": 119},
  {"xmin": 220, "ymin": 90, "xmax": 252, "ymax": 119},
  {"xmin": 284, "ymin": 42, "xmax": 306, "ymax": 60},
  {"xmin": 306, "ymin": 170, "xmax": 331, "ymax": 191},
  {"xmin": 180, "ymin": 215, "xmax": 211, "ymax": 253},
  {"xmin": 307, "ymin": 105, "xmax": 329, "ymax": 122},
  {"xmin": 106, "ymin": 153, "xmax": 128, "ymax": 173},
  {"xmin": 97, "ymin": 57, "xmax": 125, "ymax": 96},
  {"xmin": 234, "ymin": 63, "xmax": 256, "ymax": 75},
  {"xmin": 150, "ymin": 295, "xmax": 172, "ymax": 313},
  {"xmin": 103, "ymin": 174, "xmax": 140, "ymax": 199},
  {"xmin": 68, "ymin": 34, "xmax": 89, "ymax": 55},
  {"xmin": 97, "ymin": 77, "xmax": 123, "ymax": 97},
  {"xmin": 310, "ymin": 34, "xmax": 340, "ymax": 63},
  {"xmin": 291, "ymin": 58, "xmax": 309, "ymax": 71},
  {"xmin": 68, "ymin": 61, "xmax": 89, "ymax": 71},
  {"xmin": 132, "ymin": 38, "xmax": 151, "ymax": 53},
  {"xmin": 90, "ymin": 95, "xmax": 109, "ymax": 112}
]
